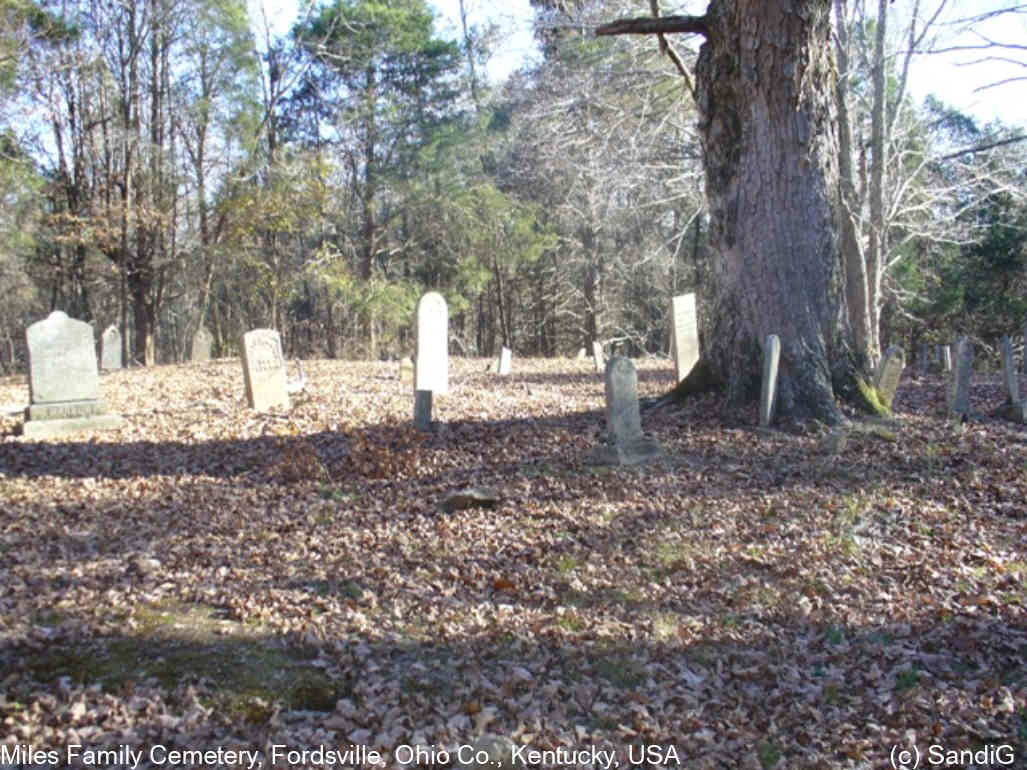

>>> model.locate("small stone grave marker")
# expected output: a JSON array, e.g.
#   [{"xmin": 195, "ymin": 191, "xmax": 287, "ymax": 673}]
[
  {"xmin": 759, "ymin": 334, "xmax": 781, "ymax": 427},
  {"xmin": 592, "ymin": 340, "xmax": 604, "ymax": 373},
  {"xmin": 942, "ymin": 344, "xmax": 952, "ymax": 372},
  {"xmin": 22, "ymin": 311, "xmax": 124, "ymax": 437},
  {"xmin": 192, "ymin": 326, "xmax": 213, "ymax": 362},
  {"xmin": 241, "ymin": 329, "xmax": 289, "ymax": 412},
  {"xmin": 415, "ymin": 292, "xmax": 448, "ymax": 395},
  {"xmin": 100, "ymin": 325, "xmax": 122, "ymax": 371},
  {"xmin": 399, "ymin": 356, "xmax": 414, "ymax": 387},
  {"xmin": 947, "ymin": 336, "xmax": 973, "ymax": 417},
  {"xmin": 588, "ymin": 356, "xmax": 664, "ymax": 466},
  {"xmin": 874, "ymin": 345, "xmax": 905, "ymax": 410},
  {"xmin": 1002, "ymin": 335, "xmax": 1020, "ymax": 404},
  {"xmin": 671, "ymin": 293, "xmax": 700, "ymax": 383},
  {"xmin": 497, "ymin": 346, "xmax": 512, "ymax": 376}
]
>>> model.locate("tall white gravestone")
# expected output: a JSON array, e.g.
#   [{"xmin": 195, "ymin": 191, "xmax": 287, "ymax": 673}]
[
  {"xmin": 759, "ymin": 334, "xmax": 781, "ymax": 427},
  {"xmin": 100, "ymin": 325, "xmax": 122, "ymax": 371},
  {"xmin": 192, "ymin": 326, "xmax": 213, "ymax": 362},
  {"xmin": 592, "ymin": 340, "xmax": 604, "ymax": 373},
  {"xmin": 415, "ymin": 292, "xmax": 448, "ymax": 395},
  {"xmin": 22, "ymin": 311, "xmax": 124, "ymax": 437},
  {"xmin": 497, "ymin": 346, "xmax": 512, "ymax": 376},
  {"xmin": 671, "ymin": 293, "xmax": 700, "ymax": 383},
  {"xmin": 241, "ymin": 329, "xmax": 290, "ymax": 412}
]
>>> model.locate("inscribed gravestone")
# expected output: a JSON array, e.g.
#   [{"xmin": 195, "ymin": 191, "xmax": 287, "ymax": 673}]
[
  {"xmin": 100, "ymin": 325, "xmax": 122, "ymax": 371},
  {"xmin": 415, "ymin": 292, "xmax": 448, "ymax": 395},
  {"xmin": 498, "ymin": 346, "xmax": 512, "ymax": 376},
  {"xmin": 192, "ymin": 326, "xmax": 213, "ymax": 362},
  {"xmin": 22, "ymin": 311, "xmax": 123, "ymax": 437},
  {"xmin": 759, "ymin": 334, "xmax": 781, "ymax": 427},
  {"xmin": 588, "ymin": 356, "xmax": 664, "ymax": 466},
  {"xmin": 241, "ymin": 329, "xmax": 289, "ymax": 412},
  {"xmin": 874, "ymin": 345, "xmax": 905, "ymax": 409},
  {"xmin": 1001, "ymin": 335, "xmax": 1019, "ymax": 404},
  {"xmin": 947, "ymin": 336, "xmax": 973, "ymax": 417},
  {"xmin": 671, "ymin": 293, "xmax": 700, "ymax": 383},
  {"xmin": 592, "ymin": 340, "xmax": 604, "ymax": 373}
]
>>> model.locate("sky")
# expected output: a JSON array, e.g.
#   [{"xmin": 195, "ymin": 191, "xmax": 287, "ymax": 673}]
[{"xmin": 247, "ymin": 0, "xmax": 1026, "ymax": 130}]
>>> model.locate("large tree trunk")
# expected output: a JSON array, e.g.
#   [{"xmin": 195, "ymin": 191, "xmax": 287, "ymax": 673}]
[{"xmin": 599, "ymin": 0, "xmax": 866, "ymax": 423}]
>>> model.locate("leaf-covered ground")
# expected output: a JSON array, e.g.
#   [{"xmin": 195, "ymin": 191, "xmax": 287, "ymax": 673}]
[{"xmin": 1, "ymin": 357, "xmax": 1025, "ymax": 770}]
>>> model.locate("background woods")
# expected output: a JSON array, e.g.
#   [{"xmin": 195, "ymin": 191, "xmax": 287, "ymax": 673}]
[{"xmin": 0, "ymin": 0, "xmax": 1024, "ymax": 383}]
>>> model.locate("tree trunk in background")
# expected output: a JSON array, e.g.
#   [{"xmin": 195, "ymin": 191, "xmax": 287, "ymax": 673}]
[{"xmin": 696, "ymin": 0, "xmax": 856, "ymax": 422}]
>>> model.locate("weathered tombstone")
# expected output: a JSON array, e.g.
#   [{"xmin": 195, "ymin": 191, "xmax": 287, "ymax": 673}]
[
  {"xmin": 191, "ymin": 326, "xmax": 213, "ymax": 362},
  {"xmin": 415, "ymin": 292, "xmax": 448, "ymax": 395},
  {"xmin": 100, "ymin": 325, "xmax": 122, "ymax": 371},
  {"xmin": 413, "ymin": 390, "xmax": 432, "ymax": 431},
  {"xmin": 22, "ymin": 311, "xmax": 124, "ymax": 438},
  {"xmin": 874, "ymin": 345, "xmax": 906, "ymax": 410},
  {"xmin": 1002, "ymin": 335, "xmax": 1020, "ymax": 405},
  {"xmin": 588, "ymin": 356, "xmax": 664, "ymax": 466},
  {"xmin": 240, "ymin": 329, "xmax": 289, "ymax": 412},
  {"xmin": 399, "ymin": 356, "xmax": 414, "ymax": 387},
  {"xmin": 759, "ymin": 334, "xmax": 781, "ymax": 427},
  {"xmin": 671, "ymin": 293, "xmax": 700, "ymax": 383},
  {"xmin": 497, "ymin": 346, "xmax": 512, "ymax": 376},
  {"xmin": 942, "ymin": 344, "xmax": 952, "ymax": 372},
  {"xmin": 947, "ymin": 336, "xmax": 973, "ymax": 417},
  {"xmin": 592, "ymin": 340, "xmax": 604, "ymax": 373}
]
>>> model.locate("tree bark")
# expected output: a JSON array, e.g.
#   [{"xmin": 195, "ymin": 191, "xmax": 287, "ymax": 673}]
[{"xmin": 601, "ymin": 0, "xmax": 864, "ymax": 423}]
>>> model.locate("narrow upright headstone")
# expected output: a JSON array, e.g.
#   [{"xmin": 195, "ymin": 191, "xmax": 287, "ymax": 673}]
[
  {"xmin": 22, "ymin": 311, "xmax": 124, "ymax": 437},
  {"xmin": 874, "ymin": 345, "xmax": 906, "ymax": 410},
  {"xmin": 1001, "ymin": 335, "xmax": 1019, "ymax": 405},
  {"xmin": 592, "ymin": 340, "xmax": 604, "ymax": 373},
  {"xmin": 759, "ymin": 334, "xmax": 781, "ymax": 427},
  {"xmin": 100, "ymin": 325, "xmax": 122, "ymax": 371},
  {"xmin": 415, "ymin": 292, "xmax": 448, "ymax": 395},
  {"xmin": 587, "ymin": 356, "xmax": 664, "ymax": 466},
  {"xmin": 947, "ymin": 336, "xmax": 973, "ymax": 417},
  {"xmin": 192, "ymin": 326, "xmax": 213, "ymax": 362},
  {"xmin": 575, "ymin": 347, "xmax": 587, "ymax": 360},
  {"xmin": 497, "ymin": 346, "xmax": 512, "ymax": 376},
  {"xmin": 942, "ymin": 344, "xmax": 952, "ymax": 372},
  {"xmin": 671, "ymin": 293, "xmax": 700, "ymax": 383},
  {"xmin": 241, "ymin": 329, "xmax": 289, "ymax": 412},
  {"xmin": 413, "ymin": 390, "xmax": 432, "ymax": 431},
  {"xmin": 399, "ymin": 356, "xmax": 414, "ymax": 387}
]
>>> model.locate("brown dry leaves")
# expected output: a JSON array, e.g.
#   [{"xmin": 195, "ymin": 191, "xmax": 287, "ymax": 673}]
[{"xmin": 0, "ymin": 359, "xmax": 1025, "ymax": 769}]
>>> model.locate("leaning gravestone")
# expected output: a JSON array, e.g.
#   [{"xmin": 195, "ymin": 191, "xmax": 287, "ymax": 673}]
[
  {"xmin": 100, "ymin": 325, "xmax": 122, "ymax": 371},
  {"xmin": 592, "ymin": 340, "xmax": 604, "ymax": 373},
  {"xmin": 241, "ymin": 329, "xmax": 289, "ymax": 412},
  {"xmin": 947, "ymin": 336, "xmax": 973, "ymax": 417},
  {"xmin": 22, "ymin": 311, "xmax": 124, "ymax": 438},
  {"xmin": 587, "ymin": 356, "xmax": 665, "ymax": 466},
  {"xmin": 759, "ymin": 334, "xmax": 781, "ymax": 427},
  {"xmin": 191, "ymin": 326, "xmax": 213, "ymax": 362},
  {"xmin": 497, "ymin": 346, "xmax": 512, "ymax": 376},
  {"xmin": 874, "ymin": 345, "xmax": 906, "ymax": 410},
  {"xmin": 671, "ymin": 293, "xmax": 700, "ymax": 383}
]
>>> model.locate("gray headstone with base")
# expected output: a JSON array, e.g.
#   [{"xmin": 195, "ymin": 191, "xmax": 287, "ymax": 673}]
[
  {"xmin": 22, "ymin": 311, "xmax": 124, "ymax": 437},
  {"xmin": 592, "ymin": 340, "xmax": 604, "ymax": 373},
  {"xmin": 1002, "ymin": 335, "xmax": 1020, "ymax": 405},
  {"xmin": 874, "ymin": 345, "xmax": 905, "ymax": 409},
  {"xmin": 192, "ymin": 326, "xmax": 213, "ymax": 362},
  {"xmin": 759, "ymin": 334, "xmax": 781, "ymax": 427},
  {"xmin": 588, "ymin": 356, "xmax": 664, "ymax": 466},
  {"xmin": 671, "ymin": 293, "xmax": 700, "ymax": 383},
  {"xmin": 100, "ymin": 325, "xmax": 122, "ymax": 371},
  {"xmin": 415, "ymin": 292, "xmax": 448, "ymax": 395},
  {"xmin": 497, "ymin": 346, "xmax": 512, "ymax": 376},
  {"xmin": 947, "ymin": 336, "xmax": 973, "ymax": 417},
  {"xmin": 241, "ymin": 329, "xmax": 289, "ymax": 412}
]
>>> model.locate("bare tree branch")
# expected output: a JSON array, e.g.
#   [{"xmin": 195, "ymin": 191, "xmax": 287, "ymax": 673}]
[
  {"xmin": 595, "ymin": 15, "xmax": 710, "ymax": 39},
  {"xmin": 646, "ymin": 0, "xmax": 695, "ymax": 97}
]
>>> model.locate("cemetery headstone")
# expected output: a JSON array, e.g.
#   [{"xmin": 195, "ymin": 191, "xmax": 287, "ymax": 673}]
[
  {"xmin": 399, "ymin": 356, "xmax": 414, "ymax": 387},
  {"xmin": 942, "ymin": 344, "xmax": 952, "ymax": 372},
  {"xmin": 874, "ymin": 345, "xmax": 906, "ymax": 410},
  {"xmin": 241, "ymin": 329, "xmax": 289, "ymax": 412},
  {"xmin": 413, "ymin": 390, "xmax": 432, "ymax": 431},
  {"xmin": 22, "ymin": 311, "xmax": 124, "ymax": 437},
  {"xmin": 191, "ymin": 326, "xmax": 213, "ymax": 362},
  {"xmin": 575, "ymin": 347, "xmax": 587, "ymax": 360},
  {"xmin": 1002, "ymin": 335, "xmax": 1020, "ymax": 405},
  {"xmin": 415, "ymin": 292, "xmax": 448, "ymax": 395},
  {"xmin": 588, "ymin": 356, "xmax": 664, "ymax": 466},
  {"xmin": 100, "ymin": 325, "xmax": 122, "ymax": 371},
  {"xmin": 759, "ymin": 334, "xmax": 781, "ymax": 427},
  {"xmin": 592, "ymin": 340, "xmax": 604, "ymax": 373},
  {"xmin": 671, "ymin": 293, "xmax": 700, "ymax": 383},
  {"xmin": 947, "ymin": 336, "xmax": 973, "ymax": 417},
  {"xmin": 497, "ymin": 346, "xmax": 512, "ymax": 376}
]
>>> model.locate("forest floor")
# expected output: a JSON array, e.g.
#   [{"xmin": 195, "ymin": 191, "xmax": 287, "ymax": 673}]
[{"xmin": 0, "ymin": 356, "xmax": 1025, "ymax": 770}]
